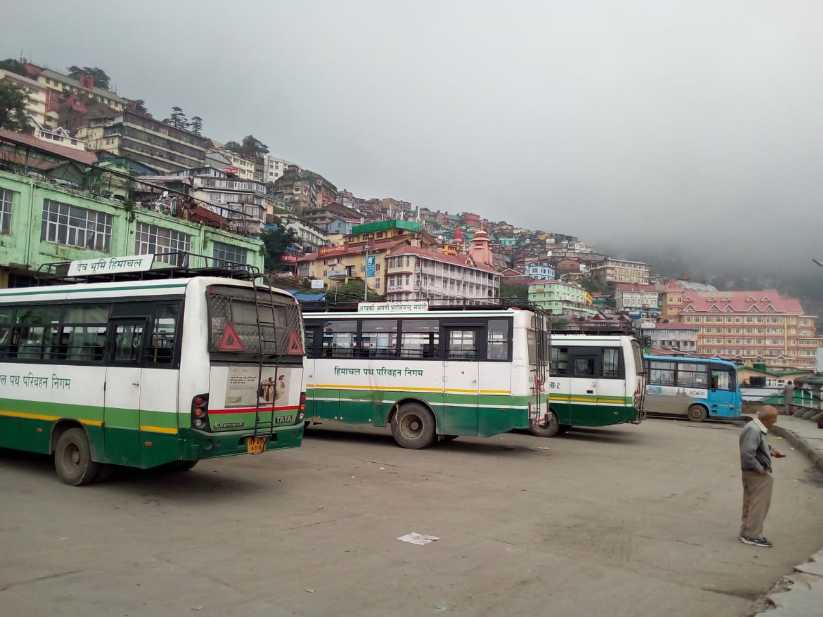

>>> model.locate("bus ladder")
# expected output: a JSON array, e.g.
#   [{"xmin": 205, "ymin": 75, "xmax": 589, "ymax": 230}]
[{"xmin": 252, "ymin": 277, "xmax": 280, "ymax": 439}]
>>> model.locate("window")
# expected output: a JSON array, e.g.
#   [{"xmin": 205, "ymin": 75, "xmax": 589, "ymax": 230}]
[
  {"xmin": 15, "ymin": 306, "xmax": 62, "ymax": 360},
  {"xmin": 113, "ymin": 322, "xmax": 145, "ymax": 363},
  {"xmin": 359, "ymin": 319, "xmax": 398, "ymax": 359},
  {"xmin": 602, "ymin": 348, "xmax": 622, "ymax": 379},
  {"xmin": 213, "ymin": 241, "xmax": 247, "ymax": 265},
  {"xmin": 56, "ymin": 304, "xmax": 109, "ymax": 362},
  {"xmin": 676, "ymin": 362, "xmax": 708, "ymax": 388},
  {"xmin": 487, "ymin": 319, "xmax": 510, "ymax": 360},
  {"xmin": 447, "ymin": 329, "xmax": 479, "ymax": 360},
  {"xmin": 145, "ymin": 304, "xmax": 178, "ymax": 366},
  {"xmin": 711, "ymin": 367, "xmax": 735, "ymax": 391},
  {"xmin": 648, "ymin": 360, "xmax": 675, "ymax": 386},
  {"xmin": 0, "ymin": 188, "xmax": 13, "ymax": 234},
  {"xmin": 573, "ymin": 356, "xmax": 596, "ymax": 377},
  {"xmin": 41, "ymin": 199, "xmax": 112, "ymax": 251},
  {"xmin": 135, "ymin": 222, "xmax": 191, "ymax": 264},
  {"xmin": 322, "ymin": 320, "xmax": 357, "ymax": 358},
  {"xmin": 400, "ymin": 319, "xmax": 439, "ymax": 359},
  {"xmin": 551, "ymin": 346, "xmax": 569, "ymax": 376}
]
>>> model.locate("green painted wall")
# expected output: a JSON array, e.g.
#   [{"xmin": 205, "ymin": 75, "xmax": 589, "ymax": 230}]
[{"xmin": 0, "ymin": 169, "xmax": 263, "ymax": 276}]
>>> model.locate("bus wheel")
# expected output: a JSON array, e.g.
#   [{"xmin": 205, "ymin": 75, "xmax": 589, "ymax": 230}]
[
  {"xmin": 54, "ymin": 428, "xmax": 100, "ymax": 486},
  {"xmin": 392, "ymin": 403, "xmax": 436, "ymax": 449},
  {"xmin": 529, "ymin": 411, "xmax": 561, "ymax": 437},
  {"xmin": 687, "ymin": 404, "xmax": 708, "ymax": 422}
]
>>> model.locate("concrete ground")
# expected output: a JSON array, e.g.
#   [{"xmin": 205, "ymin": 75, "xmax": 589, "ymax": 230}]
[{"xmin": 1, "ymin": 419, "xmax": 822, "ymax": 617}]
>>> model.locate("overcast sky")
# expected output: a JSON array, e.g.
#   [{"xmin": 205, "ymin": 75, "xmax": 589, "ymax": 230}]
[{"xmin": 5, "ymin": 1, "xmax": 823, "ymax": 273}]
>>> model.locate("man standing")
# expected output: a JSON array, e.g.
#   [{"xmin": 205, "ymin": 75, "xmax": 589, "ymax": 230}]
[{"xmin": 739, "ymin": 406, "xmax": 785, "ymax": 547}]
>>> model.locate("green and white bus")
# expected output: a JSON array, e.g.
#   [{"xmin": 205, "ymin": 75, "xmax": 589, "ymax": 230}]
[
  {"xmin": 0, "ymin": 258, "xmax": 306, "ymax": 485},
  {"xmin": 529, "ymin": 333, "xmax": 645, "ymax": 437},
  {"xmin": 302, "ymin": 302, "xmax": 549, "ymax": 448}
]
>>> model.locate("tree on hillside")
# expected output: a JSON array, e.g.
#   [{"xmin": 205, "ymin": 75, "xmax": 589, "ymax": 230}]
[
  {"xmin": 261, "ymin": 224, "xmax": 297, "ymax": 271},
  {"xmin": 0, "ymin": 58, "xmax": 28, "ymax": 77},
  {"xmin": 0, "ymin": 81, "xmax": 31, "ymax": 132},
  {"xmin": 225, "ymin": 135, "xmax": 269, "ymax": 160},
  {"xmin": 163, "ymin": 106, "xmax": 189, "ymax": 130},
  {"xmin": 128, "ymin": 98, "xmax": 149, "ymax": 114},
  {"xmin": 67, "ymin": 65, "xmax": 111, "ymax": 89},
  {"xmin": 189, "ymin": 115, "xmax": 203, "ymax": 136}
]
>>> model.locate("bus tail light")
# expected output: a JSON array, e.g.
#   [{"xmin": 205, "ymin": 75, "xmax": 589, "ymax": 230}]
[
  {"xmin": 297, "ymin": 392, "xmax": 306, "ymax": 422},
  {"xmin": 192, "ymin": 394, "xmax": 210, "ymax": 431}
]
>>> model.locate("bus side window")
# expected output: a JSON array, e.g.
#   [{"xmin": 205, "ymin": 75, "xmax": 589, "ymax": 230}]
[
  {"xmin": 486, "ymin": 319, "xmax": 510, "ymax": 361},
  {"xmin": 359, "ymin": 319, "xmax": 399, "ymax": 359},
  {"xmin": 446, "ymin": 329, "xmax": 480, "ymax": 361},
  {"xmin": 551, "ymin": 346, "xmax": 569, "ymax": 376},
  {"xmin": 399, "ymin": 319, "xmax": 440, "ymax": 359},
  {"xmin": 322, "ymin": 320, "xmax": 357, "ymax": 358},
  {"xmin": 677, "ymin": 362, "xmax": 708, "ymax": 388},
  {"xmin": 648, "ymin": 361, "xmax": 675, "ymax": 386},
  {"xmin": 59, "ymin": 304, "xmax": 110, "ymax": 363},
  {"xmin": 602, "ymin": 348, "xmax": 622, "ymax": 379},
  {"xmin": 145, "ymin": 304, "xmax": 179, "ymax": 367},
  {"xmin": 0, "ymin": 306, "xmax": 15, "ymax": 359},
  {"xmin": 304, "ymin": 327, "xmax": 318, "ymax": 359},
  {"xmin": 16, "ymin": 306, "xmax": 62, "ymax": 361}
]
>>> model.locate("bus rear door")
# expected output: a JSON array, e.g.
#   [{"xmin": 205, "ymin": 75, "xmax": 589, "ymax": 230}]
[
  {"xmin": 442, "ymin": 323, "xmax": 481, "ymax": 435},
  {"xmin": 570, "ymin": 347, "xmax": 601, "ymax": 421},
  {"xmin": 105, "ymin": 316, "xmax": 146, "ymax": 466}
]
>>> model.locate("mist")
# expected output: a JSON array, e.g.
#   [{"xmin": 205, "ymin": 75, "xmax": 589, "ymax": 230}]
[{"xmin": 4, "ymin": 0, "xmax": 823, "ymax": 277}]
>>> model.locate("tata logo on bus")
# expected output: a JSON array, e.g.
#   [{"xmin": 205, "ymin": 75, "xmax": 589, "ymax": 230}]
[
  {"xmin": 358, "ymin": 302, "xmax": 429, "ymax": 314},
  {"xmin": 217, "ymin": 322, "xmax": 245, "ymax": 352}
]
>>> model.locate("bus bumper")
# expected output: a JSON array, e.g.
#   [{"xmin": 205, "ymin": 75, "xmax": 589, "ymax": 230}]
[{"xmin": 183, "ymin": 423, "xmax": 304, "ymax": 460}]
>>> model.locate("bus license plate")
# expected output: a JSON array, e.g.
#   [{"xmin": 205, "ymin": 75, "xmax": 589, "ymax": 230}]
[{"xmin": 246, "ymin": 436, "xmax": 268, "ymax": 455}]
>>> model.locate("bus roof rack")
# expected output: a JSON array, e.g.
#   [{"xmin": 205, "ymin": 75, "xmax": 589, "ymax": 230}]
[
  {"xmin": 301, "ymin": 296, "xmax": 550, "ymax": 315},
  {"xmin": 36, "ymin": 252, "xmax": 261, "ymax": 285},
  {"xmin": 552, "ymin": 320, "xmax": 634, "ymax": 336}
]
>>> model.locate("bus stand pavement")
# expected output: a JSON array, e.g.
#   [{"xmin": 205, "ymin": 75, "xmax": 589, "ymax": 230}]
[{"xmin": 753, "ymin": 413, "xmax": 823, "ymax": 617}]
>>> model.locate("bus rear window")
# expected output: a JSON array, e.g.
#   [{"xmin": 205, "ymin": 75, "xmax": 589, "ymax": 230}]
[{"xmin": 207, "ymin": 286, "xmax": 302, "ymax": 360}]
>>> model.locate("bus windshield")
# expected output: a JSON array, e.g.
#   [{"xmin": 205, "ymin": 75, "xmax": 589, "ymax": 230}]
[{"xmin": 207, "ymin": 285, "xmax": 303, "ymax": 362}]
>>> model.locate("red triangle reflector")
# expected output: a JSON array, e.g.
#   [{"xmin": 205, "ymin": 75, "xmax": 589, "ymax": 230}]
[
  {"xmin": 217, "ymin": 322, "xmax": 245, "ymax": 352},
  {"xmin": 286, "ymin": 330, "xmax": 304, "ymax": 355}
]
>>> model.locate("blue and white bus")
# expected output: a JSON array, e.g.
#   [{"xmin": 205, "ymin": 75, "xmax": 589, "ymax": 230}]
[{"xmin": 643, "ymin": 355, "xmax": 742, "ymax": 421}]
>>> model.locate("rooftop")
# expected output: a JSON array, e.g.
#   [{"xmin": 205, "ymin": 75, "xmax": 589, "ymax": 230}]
[
  {"xmin": 351, "ymin": 219, "xmax": 422, "ymax": 235},
  {"xmin": 0, "ymin": 128, "xmax": 98, "ymax": 166},
  {"xmin": 680, "ymin": 290, "xmax": 807, "ymax": 315},
  {"xmin": 388, "ymin": 246, "xmax": 497, "ymax": 274}
]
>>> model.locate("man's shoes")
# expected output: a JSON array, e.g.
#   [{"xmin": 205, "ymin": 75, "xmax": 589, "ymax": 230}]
[{"xmin": 738, "ymin": 535, "xmax": 772, "ymax": 548}]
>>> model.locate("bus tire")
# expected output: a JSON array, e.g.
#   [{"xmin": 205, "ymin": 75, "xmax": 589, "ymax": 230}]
[
  {"xmin": 529, "ymin": 410, "xmax": 561, "ymax": 437},
  {"xmin": 54, "ymin": 428, "xmax": 100, "ymax": 486},
  {"xmin": 687, "ymin": 404, "xmax": 708, "ymax": 422},
  {"xmin": 391, "ymin": 403, "xmax": 436, "ymax": 449}
]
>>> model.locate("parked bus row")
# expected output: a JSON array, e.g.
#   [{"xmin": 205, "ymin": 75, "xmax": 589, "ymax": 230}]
[{"xmin": 0, "ymin": 254, "xmax": 743, "ymax": 485}]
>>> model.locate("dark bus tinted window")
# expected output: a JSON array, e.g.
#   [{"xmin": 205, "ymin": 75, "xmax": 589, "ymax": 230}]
[
  {"xmin": 551, "ymin": 346, "xmax": 569, "ymax": 376},
  {"xmin": 602, "ymin": 348, "xmax": 622, "ymax": 379},
  {"xmin": 359, "ymin": 320, "xmax": 398, "ymax": 359},
  {"xmin": 322, "ymin": 320, "xmax": 357, "ymax": 358},
  {"xmin": 487, "ymin": 319, "xmax": 510, "ymax": 361}
]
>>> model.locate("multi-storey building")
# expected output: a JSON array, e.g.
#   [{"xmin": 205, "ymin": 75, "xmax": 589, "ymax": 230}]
[
  {"xmin": 302, "ymin": 203, "xmax": 362, "ymax": 235},
  {"xmin": 219, "ymin": 150, "xmax": 256, "ymax": 180},
  {"xmin": 32, "ymin": 67, "xmax": 128, "ymax": 115},
  {"xmin": 275, "ymin": 214, "xmax": 329, "ymax": 252},
  {"xmin": 0, "ymin": 69, "xmax": 58, "ymax": 128},
  {"xmin": 516, "ymin": 259, "xmax": 555, "ymax": 281},
  {"xmin": 0, "ymin": 167, "xmax": 263, "ymax": 287},
  {"xmin": 261, "ymin": 154, "xmax": 291, "ymax": 185},
  {"xmin": 528, "ymin": 281, "xmax": 597, "ymax": 318},
  {"xmin": 678, "ymin": 290, "xmax": 819, "ymax": 369},
  {"xmin": 385, "ymin": 247, "xmax": 499, "ymax": 304},
  {"xmin": 615, "ymin": 283, "xmax": 660, "ymax": 317},
  {"xmin": 644, "ymin": 323, "xmax": 699, "ymax": 353},
  {"xmin": 591, "ymin": 257, "xmax": 650, "ymax": 285},
  {"xmin": 77, "ymin": 111, "xmax": 209, "ymax": 174},
  {"xmin": 659, "ymin": 279, "xmax": 718, "ymax": 320}
]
